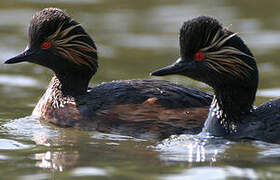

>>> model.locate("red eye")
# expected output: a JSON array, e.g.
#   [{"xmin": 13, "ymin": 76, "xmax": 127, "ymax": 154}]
[
  {"xmin": 41, "ymin": 41, "xmax": 51, "ymax": 49},
  {"xmin": 194, "ymin": 51, "xmax": 205, "ymax": 61}
]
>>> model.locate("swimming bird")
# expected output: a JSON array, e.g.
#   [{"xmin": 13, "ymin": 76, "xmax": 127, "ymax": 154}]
[
  {"xmin": 5, "ymin": 8, "xmax": 212, "ymax": 140},
  {"xmin": 152, "ymin": 16, "xmax": 280, "ymax": 144}
]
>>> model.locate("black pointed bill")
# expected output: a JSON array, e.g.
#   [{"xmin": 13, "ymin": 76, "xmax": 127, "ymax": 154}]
[
  {"xmin": 5, "ymin": 48, "xmax": 35, "ymax": 64},
  {"xmin": 151, "ymin": 58, "xmax": 191, "ymax": 76}
]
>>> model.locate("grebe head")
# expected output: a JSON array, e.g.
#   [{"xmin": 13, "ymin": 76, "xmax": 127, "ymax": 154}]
[
  {"xmin": 5, "ymin": 7, "xmax": 98, "ymax": 75},
  {"xmin": 152, "ymin": 16, "xmax": 258, "ymax": 91}
]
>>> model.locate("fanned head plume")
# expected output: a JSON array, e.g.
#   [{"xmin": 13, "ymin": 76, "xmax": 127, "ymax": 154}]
[
  {"xmin": 28, "ymin": 7, "xmax": 98, "ymax": 72},
  {"xmin": 152, "ymin": 16, "xmax": 258, "ymax": 90},
  {"xmin": 180, "ymin": 16, "xmax": 258, "ymax": 87}
]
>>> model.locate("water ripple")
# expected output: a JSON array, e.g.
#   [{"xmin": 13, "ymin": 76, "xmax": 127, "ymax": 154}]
[
  {"xmin": 0, "ymin": 139, "xmax": 31, "ymax": 150},
  {"xmin": 154, "ymin": 133, "xmax": 233, "ymax": 162},
  {"xmin": 71, "ymin": 167, "xmax": 108, "ymax": 177},
  {"xmin": 162, "ymin": 166, "xmax": 258, "ymax": 180}
]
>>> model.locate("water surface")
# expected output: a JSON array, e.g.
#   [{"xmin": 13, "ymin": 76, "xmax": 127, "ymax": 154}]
[{"xmin": 1, "ymin": 0, "xmax": 280, "ymax": 179}]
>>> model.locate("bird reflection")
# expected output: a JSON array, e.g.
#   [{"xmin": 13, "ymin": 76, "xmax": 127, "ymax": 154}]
[
  {"xmin": 34, "ymin": 151, "xmax": 80, "ymax": 172},
  {"xmin": 155, "ymin": 133, "xmax": 231, "ymax": 163},
  {"xmin": 4, "ymin": 116, "xmax": 85, "ymax": 171}
]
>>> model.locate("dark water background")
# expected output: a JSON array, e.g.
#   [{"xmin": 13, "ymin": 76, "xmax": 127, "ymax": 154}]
[{"xmin": 0, "ymin": 0, "xmax": 280, "ymax": 179}]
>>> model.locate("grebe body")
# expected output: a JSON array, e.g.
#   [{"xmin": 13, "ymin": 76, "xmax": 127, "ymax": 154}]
[
  {"xmin": 5, "ymin": 8, "xmax": 211, "ymax": 139},
  {"xmin": 152, "ymin": 16, "xmax": 280, "ymax": 143}
]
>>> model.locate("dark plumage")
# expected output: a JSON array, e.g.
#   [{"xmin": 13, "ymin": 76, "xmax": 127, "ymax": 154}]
[
  {"xmin": 5, "ymin": 8, "xmax": 212, "ymax": 140},
  {"xmin": 152, "ymin": 16, "xmax": 280, "ymax": 144}
]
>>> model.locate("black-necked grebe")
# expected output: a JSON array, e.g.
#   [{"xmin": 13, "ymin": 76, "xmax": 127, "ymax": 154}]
[
  {"xmin": 5, "ymin": 8, "xmax": 212, "ymax": 140},
  {"xmin": 152, "ymin": 16, "xmax": 280, "ymax": 144}
]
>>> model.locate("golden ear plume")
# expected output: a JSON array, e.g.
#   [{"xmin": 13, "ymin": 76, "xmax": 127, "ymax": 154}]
[
  {"xmin": 46, "ymin": 23, "xmax": 97, "ymax": 70},
  {"xmin": 200, "ymin": 30, "xmax": 254, "ymax": 78}
]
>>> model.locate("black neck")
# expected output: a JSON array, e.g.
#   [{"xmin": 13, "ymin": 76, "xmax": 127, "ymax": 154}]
[
  {"xmin": 204, "ymin": 85, "xmax": 256, "ymax": 134},
  {"xmin": 52, "ymin": 71, "xmax": 93, "ymax": 97},
  {"xmin": 215, "ymin": 86, "xmax": 255, "ymax": 119}
]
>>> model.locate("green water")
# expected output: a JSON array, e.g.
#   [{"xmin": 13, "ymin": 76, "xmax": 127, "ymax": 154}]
[{"xmin": 0, "ymin": 0, "xmax": 280, "ymax": 179}]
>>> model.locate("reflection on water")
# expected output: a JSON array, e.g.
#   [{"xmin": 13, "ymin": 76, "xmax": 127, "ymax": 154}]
[
  {"xmin": 2, "ymin": 108, "xmax": 280, "ymax": 178},
  {"xmin": 35, "ymin": 151, "xmax": 79, "ymax": 172},
  {"xmin": 156, "ymin": 134, "xmax": 280, "ymax": 180},
  {"xmin": 91, "ymin": 132, "xmax": 146, "ymax": 142},
  {"xmin": 0, "ymin": 138, "xmax": 31, "ymax": 150},
  {"xmin": 162, "ymin": 166, "xmax": 259, "ymax": 180},
  {"xmin": 155, "ymin": 134, "xmax": 230, "ymax": 162},
  {"xmin": 156, "ymin": 133, "xmax": 280, "ymax": 162},
  {"xmin": 19, "ymin": 173, "xmax": 50, "ymax": 180},
  {"xmin": 1, "ymin": 0, "xmax": 280, "ymax": 179},
  {"xmin": 3, "ymin": 116, "xmax": 59, "ymax": 142},
  {"xmin": 71, "ymin": 167, "xmax": 108, "ymax": 177}
]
